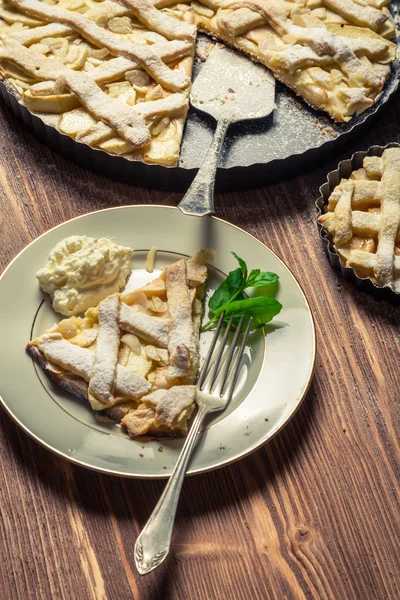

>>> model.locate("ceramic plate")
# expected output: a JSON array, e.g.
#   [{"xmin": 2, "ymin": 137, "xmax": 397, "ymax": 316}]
[{"xmin": 0, "ymin": 206, "xmax": 315, "ymax": 478}]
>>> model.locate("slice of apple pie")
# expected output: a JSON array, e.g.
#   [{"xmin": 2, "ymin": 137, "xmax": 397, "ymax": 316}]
[{"xmin": 26, "ymin": 250, "xmax": 213, "ymax": 437}]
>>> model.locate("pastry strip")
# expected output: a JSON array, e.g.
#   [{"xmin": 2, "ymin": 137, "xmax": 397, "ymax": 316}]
[
  {"xmin": 75, "ymin": 94, "xmax": 187, "ymax": 147},
  {"xmin": 269, "ymin": 34, "xmax": 390, "ymax": 74},
  {"xmin": 36, "ymin": 333, "xmax": 151, "ymax": 404},
  {"xmin": 0, "ymin": 43, "xmax": 152, "ymax": 147},
  {"xmin": 342, "ymin": 249, "xmax": 400, "ymax": 280},
  {"xmin": 120, "ymin": 0, "xmax": 196, "ymax": 40},
  {"xmin": 268, "ymin": 45, "xmax": 332, "ymax": 73},
  {"xmin": 86, "ymin": 38, "xmax": 191, "ymax": 81},
  {"xmin": 218, "ymin": 8, "xmax": 264, "ymax": 38},
  {"xmin": 134, "ymin": 93, "xmax": 187, "ymax": 119},
  {"xmin": 374, "ymin": 148, "xmax": 400, "ymax": 286},
  {"xmin": 0, "ymin": 42, "xmax": 69, "ymax": 80},
  {"xmin": 364, "ymin": 157, "xmax": 383, "ymax": 179},
  {"xmin": 143, "ymin": 385, "xmax": 197, "ymax": 428},
  {"xmin": 329, "ymin": 180, "xmax": 381, "ymax": 209},
  {"xmin": 8, "ymin": 0, "xmax": 191, "ymax": 91},
  {"xmin": 165, "ymin": 259, "xmax": 197, "ymax": 381},
  {"xmin": 338, "ymin": 36, "xmax": 391, "ymax": 61},
  {"xmin": 119, "ymin": 303, "xmax": 169, "ymax": 348},
  {"xmin": 88, "ymin": 295, "xmax": 120, "ymax": 405},
  {"xmin": 226, "ymin": 0, "xmax": 289, "ymax": 35},
  {"xmin": 333, "ymin": 180, "xmax": 354, "ymax": 246},
  {"xmin": 322, "ymin": 0, "xmax": 387, "ymax": 32},
  {"xmin": 56, "ymin": 71, "xmax": 151, "ymax": 147},
  {"xmin": 5, "ymin": 22, "xmax": 72, "ymax": 44},
  {"xmin": 321, "ymin": 210, "xmax": 383, "ymax": 241},
  {"xmin": 287, "ymin": 25, "xmax": 383, "ymax": 91}
]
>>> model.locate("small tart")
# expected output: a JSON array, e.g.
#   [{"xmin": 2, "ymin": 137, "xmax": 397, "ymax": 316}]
[
  {"xmin": 26, "ymin": 250, "xmax": 212, "ymax": 437},
  {"xmin": 318, "ymin": 147, "xmax": 400, "ymax": 294}
]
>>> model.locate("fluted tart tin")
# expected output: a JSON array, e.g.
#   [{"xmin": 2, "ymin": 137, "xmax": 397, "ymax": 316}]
[
  {"xmin": 316, "ymin": 143, "xmax": 400, "ymax": 305},
  {"xmin": 1, "ymin": 22, "xmax": 399, "ymax": 192}
]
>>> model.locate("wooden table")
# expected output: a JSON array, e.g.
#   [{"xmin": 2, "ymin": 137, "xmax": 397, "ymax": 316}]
[{"xmin": 1, "ymin": 93, "xmax": 399, "ymax": 600}]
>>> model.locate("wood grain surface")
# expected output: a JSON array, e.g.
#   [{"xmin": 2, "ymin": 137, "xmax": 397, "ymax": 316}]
[{"xmin": 1, "ymin": 91, "xmax": 400, "ymax": 600}]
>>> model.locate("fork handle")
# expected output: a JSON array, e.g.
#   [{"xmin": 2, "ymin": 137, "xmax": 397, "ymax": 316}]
[
  {"xmin": 178, "ymin": 119, "xmax": 230, "ymax": 217},
  {"xmin": 134, "ymin": 406, "xmax": 208, "ymax": 575}
]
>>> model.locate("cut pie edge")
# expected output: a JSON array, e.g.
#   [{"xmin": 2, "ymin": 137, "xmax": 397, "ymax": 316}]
[{"xmin": 192, "ymin": 15, "xmax": 396, "ymax": 123}]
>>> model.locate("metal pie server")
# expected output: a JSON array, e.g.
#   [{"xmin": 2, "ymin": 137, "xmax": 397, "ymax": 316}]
[{"xmin": 178, "ymin": 45, "xmax": 276, "ymax": 217}]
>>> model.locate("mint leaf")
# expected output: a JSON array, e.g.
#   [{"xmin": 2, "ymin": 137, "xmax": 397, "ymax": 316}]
[
  {"xmin": 201, "ymin": 253, "xmax": 282, "ymax": 333},
  {"xmin": 209, "ymin": 253, "xmax": 249, "ymax": 313},
  {"xmin": 214, "ymin": 297, "xmax": 282, "ymax": 330},
  {"xmin": 246, "ymin": 269, "xmax": 260, "ymax": 286},
  {"xmin": 247, "ymin": 270, "xmax": 279, "ymax": 288},
  {"xmin": 208, "ymin": 267, "xmax": 243, "ymax": 312},
  {"xmin": 232, "ymin": 252, "xmax": 248, "ymax": 281}
]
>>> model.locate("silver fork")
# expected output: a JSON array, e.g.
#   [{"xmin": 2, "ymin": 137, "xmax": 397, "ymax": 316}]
[{"xmin": 134, "ymin": 312, "xmax": 253, "ymax": 575}]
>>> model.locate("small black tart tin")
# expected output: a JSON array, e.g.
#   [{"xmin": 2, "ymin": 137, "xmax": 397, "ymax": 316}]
[{"xmin": 316, "ymin": 142, "xmax": 400, "ymax": 304}]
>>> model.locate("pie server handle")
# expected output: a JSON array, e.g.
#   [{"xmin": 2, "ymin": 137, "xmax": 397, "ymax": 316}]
[
  {"xmin": 134, "ymin": 406, "xmax": 207, "ymax": 575},
  {"xmin": 178, "ymin": 119, "xmax": 230, "ymax": 217}
]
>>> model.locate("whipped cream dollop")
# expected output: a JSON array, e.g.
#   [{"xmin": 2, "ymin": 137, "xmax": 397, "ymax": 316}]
[{"xmin": 37, "ymin": 235, "xmax": 133, "ymax": 316}]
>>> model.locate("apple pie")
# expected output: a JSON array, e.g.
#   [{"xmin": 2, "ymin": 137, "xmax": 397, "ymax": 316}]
[
  {"xmin": 0, "ymin": 0, "xmax": 396, "ymax": 165},
  {"xmin": 26, "ymin": 249, "xmax": 213, "ymax": 437},
  {"xmin": 318, "ymin": 147, "xmax": 400, "ymax": 293}
]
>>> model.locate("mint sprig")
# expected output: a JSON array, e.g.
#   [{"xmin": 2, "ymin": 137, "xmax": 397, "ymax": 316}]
[{"xmin": 202, "ymin": 253, "xmax": 282, "ymax": 332}]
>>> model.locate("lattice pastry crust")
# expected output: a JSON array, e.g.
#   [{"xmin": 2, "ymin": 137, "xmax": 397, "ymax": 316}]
[
  {"xmin": 0, "ymin": 0, "xmax": 197, "ymax": 165},
  {"xmin": 0, "ymin": 0, "xmax": 397, "ymax": 165},
  {"xmin": 26, "ymin": 250, "xmax": 213, "ymax": 437},
  {"xmin": 192, "ymin": 0, "xmax": 396, "ymax": 122},
  {"xmin": 318, "ymin": 147, "xmax": 400, "ymax": 293}
]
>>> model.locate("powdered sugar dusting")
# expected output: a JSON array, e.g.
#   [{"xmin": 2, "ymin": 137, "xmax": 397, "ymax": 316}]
[
  {"xmin": 166, "ymin": 260, "xmax": 197, "ymax": 381},
  {"xmin": 142, "ymin": 385, "xmax": 197, "ymax": 427},
  {"xmin": 119, "ymin": 303, "xmax": 169, "ymax": 348},
  {"xmin": 88, "ymin": 294, "xmax": 120, "ymax": 404},
  {"xmin": 37, "ymin": 333, "xmax": 151, "ymax": 403}
]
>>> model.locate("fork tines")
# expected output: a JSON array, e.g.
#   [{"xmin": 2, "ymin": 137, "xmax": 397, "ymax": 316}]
[{"xmin": 199, "ymin": 312, "xmax": 253, "ymax": 400}]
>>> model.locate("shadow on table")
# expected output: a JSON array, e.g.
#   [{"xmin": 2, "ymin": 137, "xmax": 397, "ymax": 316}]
[
  {"xmin": 2, "ymin": 376, "xmax": 317, "ymax": 599},
  {"xmin": 1, "ymin": 367, "xmax": 318, "ymax": 513},
  {"xmin": 1, "ymin": 371, "xmax": 318, "ymax": 576}
]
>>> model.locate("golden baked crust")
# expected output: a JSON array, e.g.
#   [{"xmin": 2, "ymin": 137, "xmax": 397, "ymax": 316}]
[
  {"xmin": 26, "ymin": 250, "xmax": 212, "ymax": 438},
  {"xmin": 192, "ymin": 0, "xmax": 396, "ymax": 122},
  {"xmin": 0, "ymin": 0, "xmax": 196, "ymax": 165},
  {"xmin": 0, "ymin": 0, "xmax": 396, "ymax": 165},
  {"xmin": 318, "ymin": 147, "xmax": 400, "ymax": 293}
]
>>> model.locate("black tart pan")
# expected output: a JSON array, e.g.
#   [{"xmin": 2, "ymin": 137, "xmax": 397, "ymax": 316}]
[
  {"xmin": 1, "ymin": 15, "xmax": 399, "ymax": 192},
  {"xmin": 316, "ymin": 142, "xmax": 400, "ymax": 304}
]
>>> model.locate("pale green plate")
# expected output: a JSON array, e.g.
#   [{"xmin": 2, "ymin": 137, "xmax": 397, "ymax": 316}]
[{"xmin": 0, "ymin": 206, "xmax": 315, "ymax": 478}]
